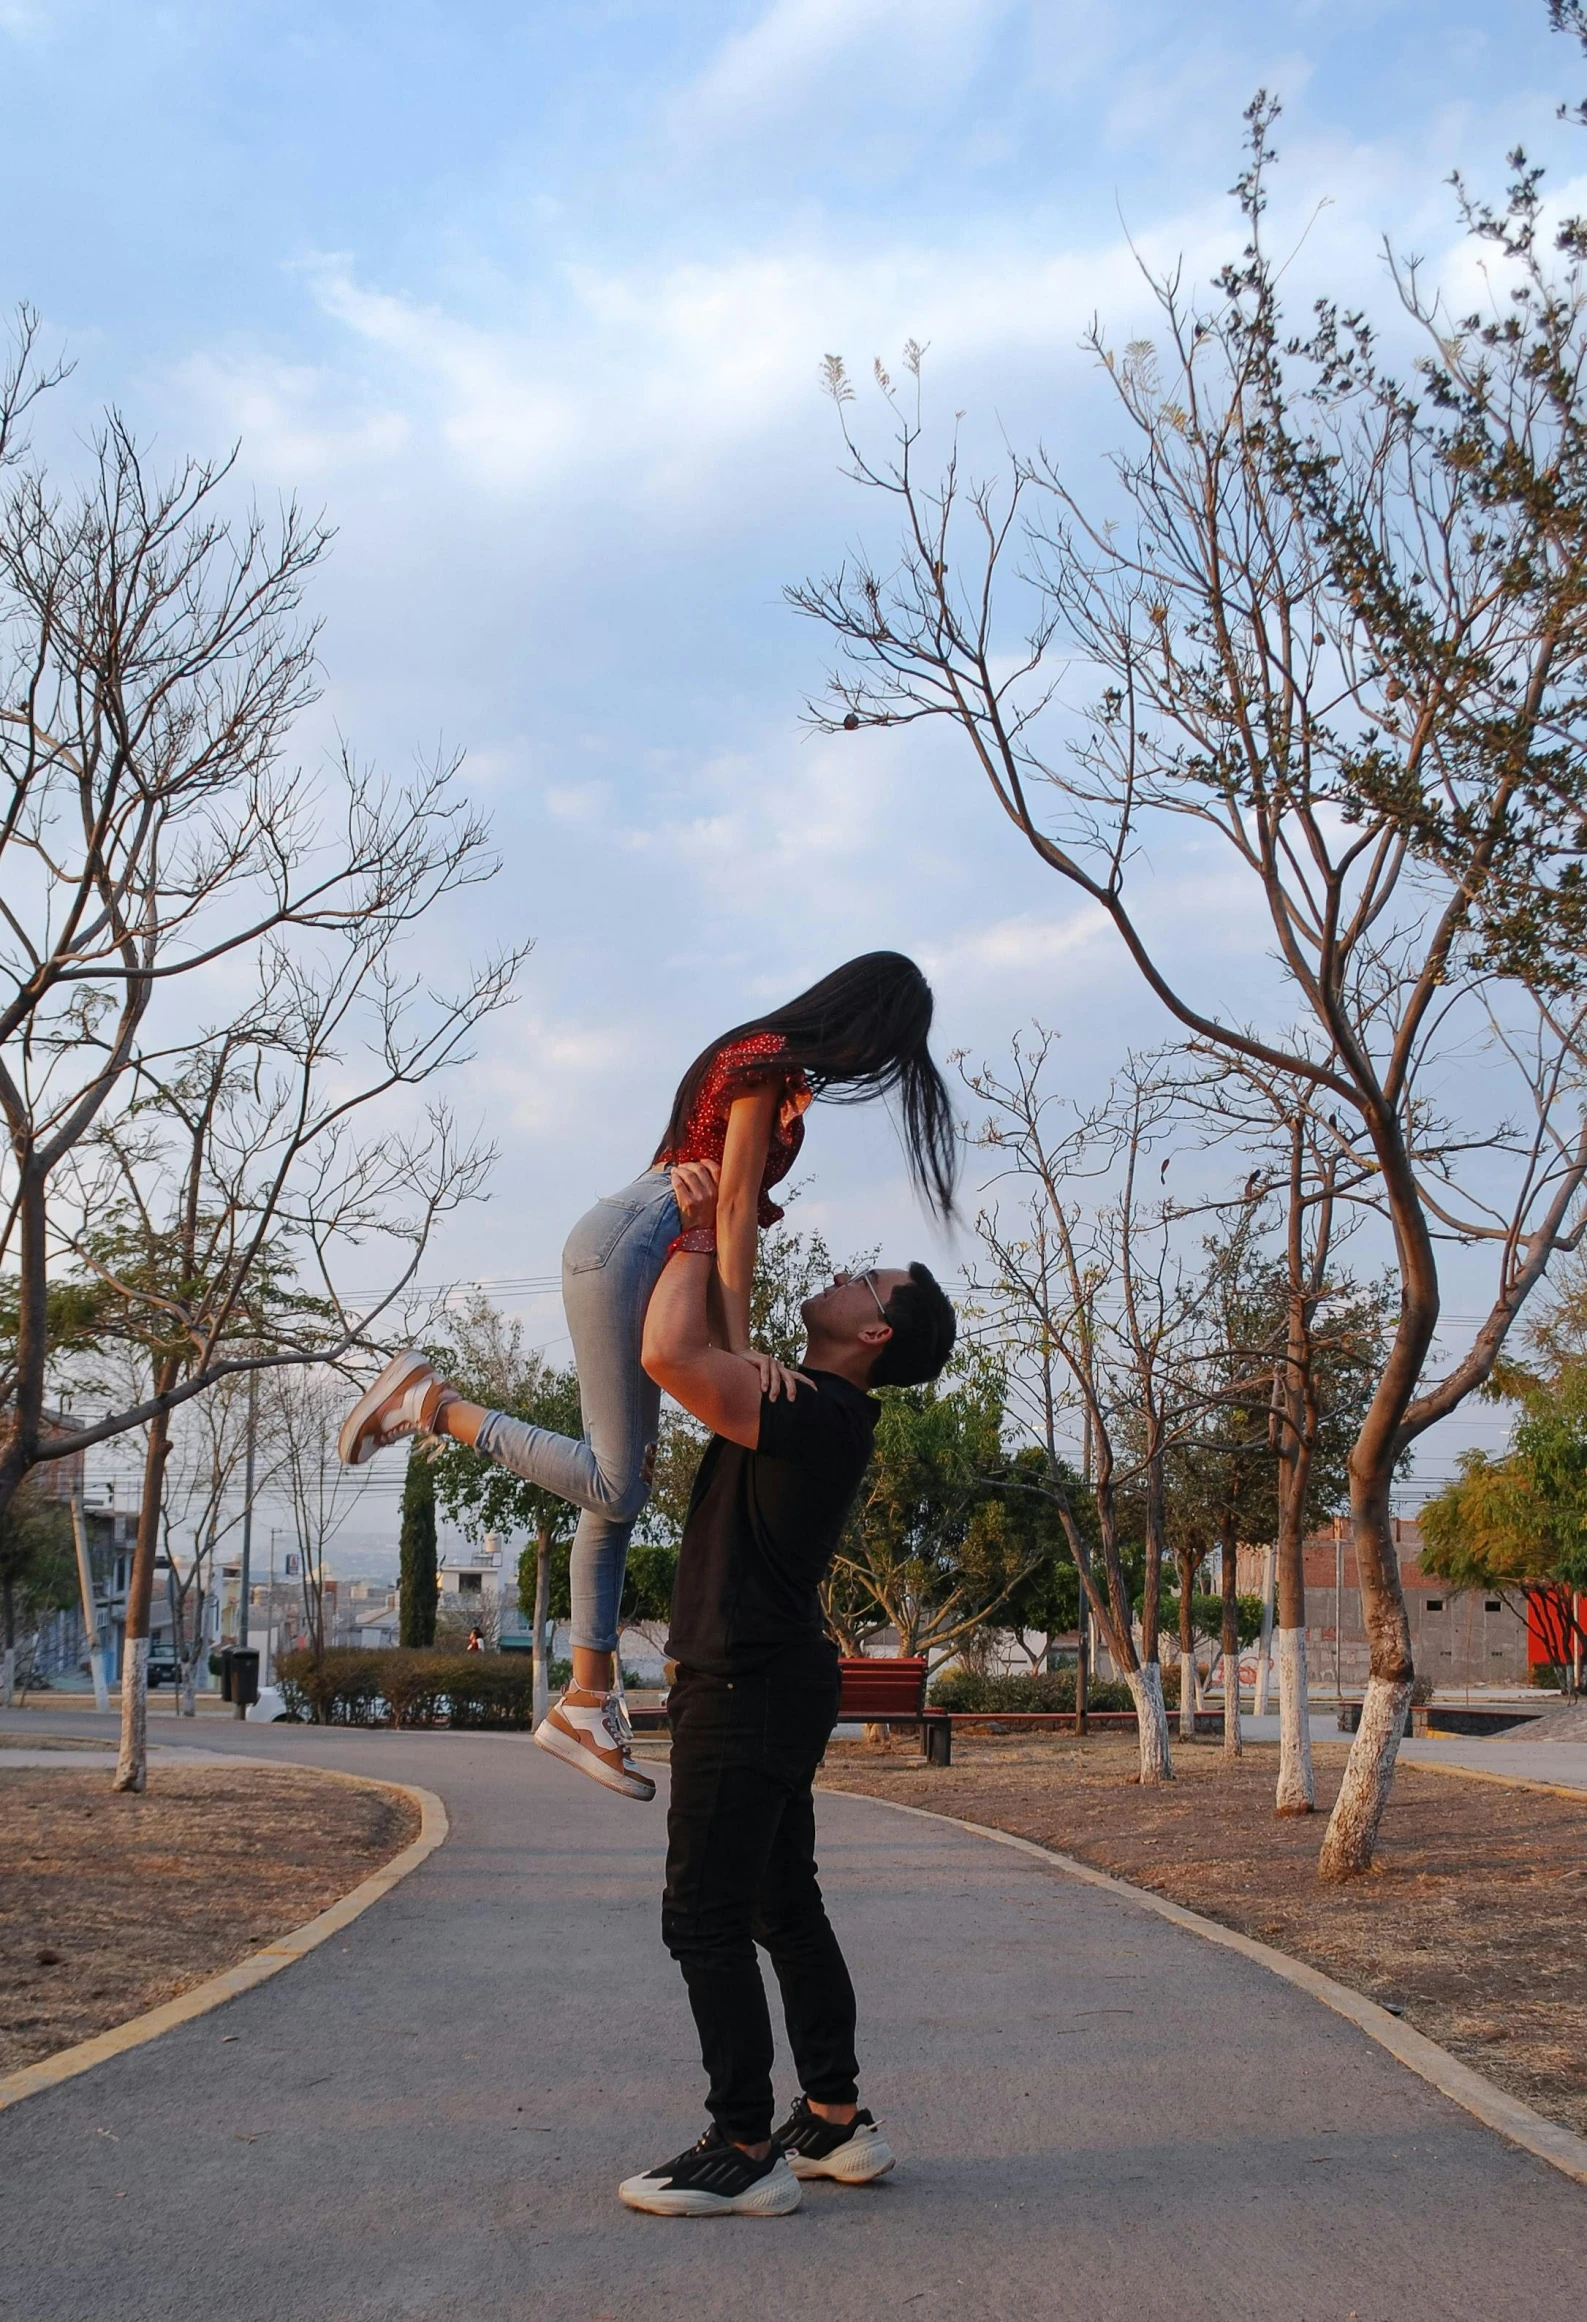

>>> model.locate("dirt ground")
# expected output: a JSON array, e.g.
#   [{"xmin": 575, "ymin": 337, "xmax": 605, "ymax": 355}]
[
  {"xmin": 0, "ymin": 1762, "xmax": 419, "ymax": 2074},
  {"xmin": 820, "ymin": 1733, "xmax": 1587, "ymax": 2137}
]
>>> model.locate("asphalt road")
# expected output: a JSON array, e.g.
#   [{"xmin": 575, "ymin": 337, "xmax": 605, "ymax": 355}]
[{"xmin": 1, "ymin": 1707, "xmax": 1582, "ymax": 2322}]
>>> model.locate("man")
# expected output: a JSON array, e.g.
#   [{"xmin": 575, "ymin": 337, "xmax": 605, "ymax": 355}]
[{"xmin": 617, "ymin": 1156, "xmax": 957, "ymax": 2220}]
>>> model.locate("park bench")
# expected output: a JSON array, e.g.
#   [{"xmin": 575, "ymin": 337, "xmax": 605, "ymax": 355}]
[
  {"xmin": 834, "ymin": 1659, "xmax": 1230, "ymax": 1760},
  {"xmin": 837, "ymin": 1656, "xmax": 954, "ymax": 1765}
]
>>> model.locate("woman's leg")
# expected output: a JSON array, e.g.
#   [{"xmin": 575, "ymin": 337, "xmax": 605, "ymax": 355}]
[
  {"xmin": 434, "ymin": 1179, "xmax": 676, "ymax": 1534},
  {"xmin": 559, "ymin": 1190, "xmax": 673, "ymax": 1690},
  {"xmin": 564, "ymin": 1352, "xmax": 662, "ymax": 1690}
]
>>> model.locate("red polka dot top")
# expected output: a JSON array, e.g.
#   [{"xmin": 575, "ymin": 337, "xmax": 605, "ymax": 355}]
[{"xmin": 659, "ymin": 1031, "xmax": 810, "ymax": 1253}]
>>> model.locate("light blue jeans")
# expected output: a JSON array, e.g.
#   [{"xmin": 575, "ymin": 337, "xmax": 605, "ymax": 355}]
[{"xmin": 474, "ymin": 1168, "xmax": 680, "ymax": 1654}]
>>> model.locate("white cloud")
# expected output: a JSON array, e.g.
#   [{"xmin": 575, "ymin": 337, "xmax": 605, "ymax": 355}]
[
  {"xmin": 675, "ymin": 0, "xmax": 1010, "ymax": 142},
  {"xmin": 170, "ymin": 348, "xmax": 410, "ymax": 477}
]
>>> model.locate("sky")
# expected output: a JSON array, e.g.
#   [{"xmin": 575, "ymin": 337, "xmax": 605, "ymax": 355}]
[{"xmin": 8, "ymin": 0, "xmax": 1580, "ymax": 1570}]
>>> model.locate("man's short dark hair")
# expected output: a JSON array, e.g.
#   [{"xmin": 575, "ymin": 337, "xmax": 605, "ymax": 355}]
[{"xmin": 869, "ymin": 1262, "xmax": 956, "ymax": 1388}]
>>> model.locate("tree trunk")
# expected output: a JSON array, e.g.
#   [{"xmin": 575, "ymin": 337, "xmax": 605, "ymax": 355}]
[
  {"xmin": 531, "ymin": 1521, "xmax": 552, "ymax": 1728},
  {"xmin": 1318, "ymin": 1490, "xmax": 1414, "ymax": 1878},
  {"xmin": 1220, "ymin": 1517, "xmax": 1241, "ymax": 1760},
  {"xmin": 1176, "ymin": 1547, "xmax": 1197, "ymax": 1743},
  {"xmin": 1318, "ymin": 1671, "xmax": 1411, "ymax": 1876},
  {"xmin": 1275, "ymin": 1625, "xmax": 1314, "ymax": 1814},
  {"xmin": 1125, "ymin": 1660, "xmax": 1172, "ymax": 1784},
  {"xmin": 0, "ymin": 1165, "xmax": 47, "ymax": 1531},
  {"xmin": 114, "ymin": 1386, "xmax": 176, "ymax": 1794}
]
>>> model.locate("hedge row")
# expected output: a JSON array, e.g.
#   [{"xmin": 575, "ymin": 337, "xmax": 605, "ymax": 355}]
[
  {"xmin": 927, "ymin": 1667, "xmax": 1135, "ymax": 1715},
  {"xmin": 274, "ymin": 1647, "xmax": 547, "ymax": 1728}
]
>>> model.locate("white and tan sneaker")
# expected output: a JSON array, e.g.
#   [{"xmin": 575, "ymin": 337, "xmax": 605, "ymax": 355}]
[
  {"xmin": 337, "ymin": 1351, "xmax": 449, "ymax": 1466},
  {"xmin": 534, "ymin": 1686, "xmax": 656, "ymax": 1801}
]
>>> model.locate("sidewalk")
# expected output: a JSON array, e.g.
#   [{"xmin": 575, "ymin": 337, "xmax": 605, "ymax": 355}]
[
  {"xmin": 1, "ymin": 1708, "xmax": 1583, "ymax": 2322},
  {"xmin": 1401, "ymin": 1734, "xmax": 1587, "ymax": 1791}
]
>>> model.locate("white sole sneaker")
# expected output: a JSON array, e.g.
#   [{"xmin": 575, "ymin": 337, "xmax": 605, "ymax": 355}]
[
  {"xmin": 787, "ymin": 2125, "xmax": 896, "ymax": 2183},
  {"xmin": 533, "ymin": 1710, "xmax": 656, "ymax": 1801},
  {"xmin": 336, "ymin": 1351, "xmax": 436, "ymax": 1466},
  {"xmin": 618, "ymin": 2157, "xmax": 802, "ymax": 2217}
]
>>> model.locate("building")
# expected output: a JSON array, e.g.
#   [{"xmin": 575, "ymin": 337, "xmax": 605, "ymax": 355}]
[
  {"xmin": 1236, "ymin": 1518, "xmax": 1532, "ymax": 1693},
  {"xmin": 355, "ymin": 1603, "xmax": 402, "ymax": 1649}
]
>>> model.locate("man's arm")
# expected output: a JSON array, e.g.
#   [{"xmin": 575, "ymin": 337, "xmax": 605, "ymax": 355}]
[{"xmin": 642, "ymin": 1163, "xmax": 764, "ymax": 1448}]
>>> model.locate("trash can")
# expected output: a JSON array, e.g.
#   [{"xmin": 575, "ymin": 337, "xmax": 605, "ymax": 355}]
[
  {"xmin": 216, "ymin": 1646, "xmax": 235, "ymax": 1703},
  {"xmin": 230, "ymin": 1648, "xmax": 261, "ymax": 1716}
]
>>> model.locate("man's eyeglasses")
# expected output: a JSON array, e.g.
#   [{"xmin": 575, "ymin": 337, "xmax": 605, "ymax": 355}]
[{"xmin": 856, "ymin": 1268, "xmax": 890, "ymax": 1324}]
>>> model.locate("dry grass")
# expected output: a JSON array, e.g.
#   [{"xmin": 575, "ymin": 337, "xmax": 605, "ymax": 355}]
[
  {"xmin": 820, "ymin": 1732, "xmax": 1587, "ymax": 2137},
  {"xmin": 0, "ymin": 1763, "xmax": 418, "ymax": 2074}
]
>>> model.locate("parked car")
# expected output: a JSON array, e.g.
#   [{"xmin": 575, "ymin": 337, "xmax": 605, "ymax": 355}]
[{"xmin": 146, "ymin": 1649, "xmax": 185, "ymax": 1687}]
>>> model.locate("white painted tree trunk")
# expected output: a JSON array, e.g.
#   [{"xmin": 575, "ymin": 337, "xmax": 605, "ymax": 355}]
[
  {"xmin": 114, "ymin": 1638, "xmax": 150, "ymax": 1793},
  {"xmin": 1318, "ymin": 1673, "xmax": 1411, "ymax": 1878},
  {"xmin": 0, "ymin": 1646, "xmax": 14, "ymax": 1707},
  {"xmin": 1178, "ymin": 1650, "xmax": 1196, "ymax": 1743},
  {"xmin": 1275, "ymin": 1625, "xmax": 1315, "ymax": 1814},
  {"xmin": 1126, "ymin": 1662, "xmax": 1173, "ymax": 1783}
]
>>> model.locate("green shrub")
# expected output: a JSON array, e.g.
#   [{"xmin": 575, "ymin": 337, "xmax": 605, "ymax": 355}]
[
  {"xmin": 273, "ymin": 1646, "xmax": 540, "ymax": 1728},
  {"xmin": 927, "ymin": 1667, "xmax": 1134, "ymax": 1715}
]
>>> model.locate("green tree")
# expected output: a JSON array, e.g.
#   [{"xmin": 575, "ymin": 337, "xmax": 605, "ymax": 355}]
[
  {"xmin": 398, "ymin": 1447, "xmax": 437, "ymax": 1649},
  {"xmin": 0, "ymin": 1490, "xmax": 74, "ymax": 1656},
  {"xmin": 1421, "ymin": 1356, "xmax": 1587, "ymax": 1691},
  {"xmin": 995, "ymin": 1443, "xmax": 1088, "ymax": 1669},
  {"xmin": 825, "ymin": 1356, "xmax": 1041, "ymax": 1666},
  {"xmin": 425, "ymin": 1297, "xmax": 581, "ymax": 1714}
]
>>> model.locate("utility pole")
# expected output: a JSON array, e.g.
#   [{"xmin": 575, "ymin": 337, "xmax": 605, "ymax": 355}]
[
  {"xmin": 265, "ymin": 1526, "xmax": 278, "ymax": 1684},
  {"xmin": 1253, "ymin": 1542, "xmax": 1276, "ymax": 1718},
  {"xmin": 238, "ymin": 1369, "xmax": 258, "ymax": 1650},
  {"xmin": 70, "ymin": 1488, "xmax": 109, "ymax": 1713}
]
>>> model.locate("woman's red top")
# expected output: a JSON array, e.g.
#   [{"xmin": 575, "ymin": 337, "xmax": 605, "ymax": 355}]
[{"xmin": 659, "ymin": 1031, "xmax": 810, "ymax": 1253}]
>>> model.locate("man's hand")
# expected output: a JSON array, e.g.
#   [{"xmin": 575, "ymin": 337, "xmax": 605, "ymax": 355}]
[
  {"xmin": 735, "ymin": 1349, "xmax": 812, "ymax": 1402},
  {"xmin": 670, "ymin": 1159, "xmax": 719, "ymax": 1238}
]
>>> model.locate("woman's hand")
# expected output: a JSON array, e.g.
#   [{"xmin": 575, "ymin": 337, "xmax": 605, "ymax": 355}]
[
  {"xmin": 669, "ymin": 1158, "xmax": 720, "ymax": 1238},
  {"xmin": 735, "ymin": 1348, "xmax": 813, "ymax": 1402}
]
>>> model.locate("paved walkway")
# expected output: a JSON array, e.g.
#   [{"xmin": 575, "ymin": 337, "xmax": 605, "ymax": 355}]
[
  {"xmin": 1, "ymin": 1709, "xmax": 1583, "ymax": 2322},
  {"xmin": 1402, "ymin": 1734, "xmax": 1587, "ymax": 1790}
]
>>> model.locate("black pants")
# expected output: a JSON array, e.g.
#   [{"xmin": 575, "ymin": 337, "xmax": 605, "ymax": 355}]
[{"xmin": 662, "ymin": 1648, "xmax": 859, "ymax": 2145}]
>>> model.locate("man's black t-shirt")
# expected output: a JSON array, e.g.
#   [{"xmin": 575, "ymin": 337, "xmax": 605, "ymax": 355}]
[{"xmin": 664, "ymin": 1370, "xmax": 878, "ymax": 1676}]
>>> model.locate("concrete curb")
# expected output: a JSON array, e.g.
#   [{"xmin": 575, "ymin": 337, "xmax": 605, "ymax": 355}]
[
  {"xmin": 836, "ymin": 1788, "xmax": 1587, "ymax": 2191},
  {"xmin": 0, "ymin": 1772, "xmax": 448, "ymax": 2115}
]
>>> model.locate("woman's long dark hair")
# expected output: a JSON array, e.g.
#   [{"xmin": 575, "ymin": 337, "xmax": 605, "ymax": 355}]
[{"xmin": 654, "ymin": 951, "xmax": 957, "ymax": 1220}]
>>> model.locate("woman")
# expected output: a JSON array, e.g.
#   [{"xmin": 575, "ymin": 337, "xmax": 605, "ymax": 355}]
[{"xmin": 337, "ymin": 951, "xmax": 956, "ymax": 1801}]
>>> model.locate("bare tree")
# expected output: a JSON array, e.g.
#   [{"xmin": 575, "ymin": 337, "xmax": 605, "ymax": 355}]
[
  {"xmin": 792, "ymin": 107, "xmax": 1587, "ymax": 1871},
  {"xmin": 0, "ymin": 327, "xmax": 525, "ymax": 1786},
  {"xmin": 966, "ymin": 1039, "xmax": 1226, "ymax": 1782},
  {"xmin": 267, "ymin": 1367, "xmax": 359, "ymax": 1668},
  {"xmin": 158, "ymin": 1369, "xmax": 268, "ymax": 1716},
  {"xmin": 1185, "ymin": 1058, "xmax": 1390, "ymax": 1806}
]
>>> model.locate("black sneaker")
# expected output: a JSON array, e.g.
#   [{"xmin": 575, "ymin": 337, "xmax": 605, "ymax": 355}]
[
  {"xmin": 617, "ymin": 2125, "xmax": 802, "ymax": 2217},
  {"xmin": 771, "ymin": 2095, "xmax": 895, "ymax": 2184}
]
